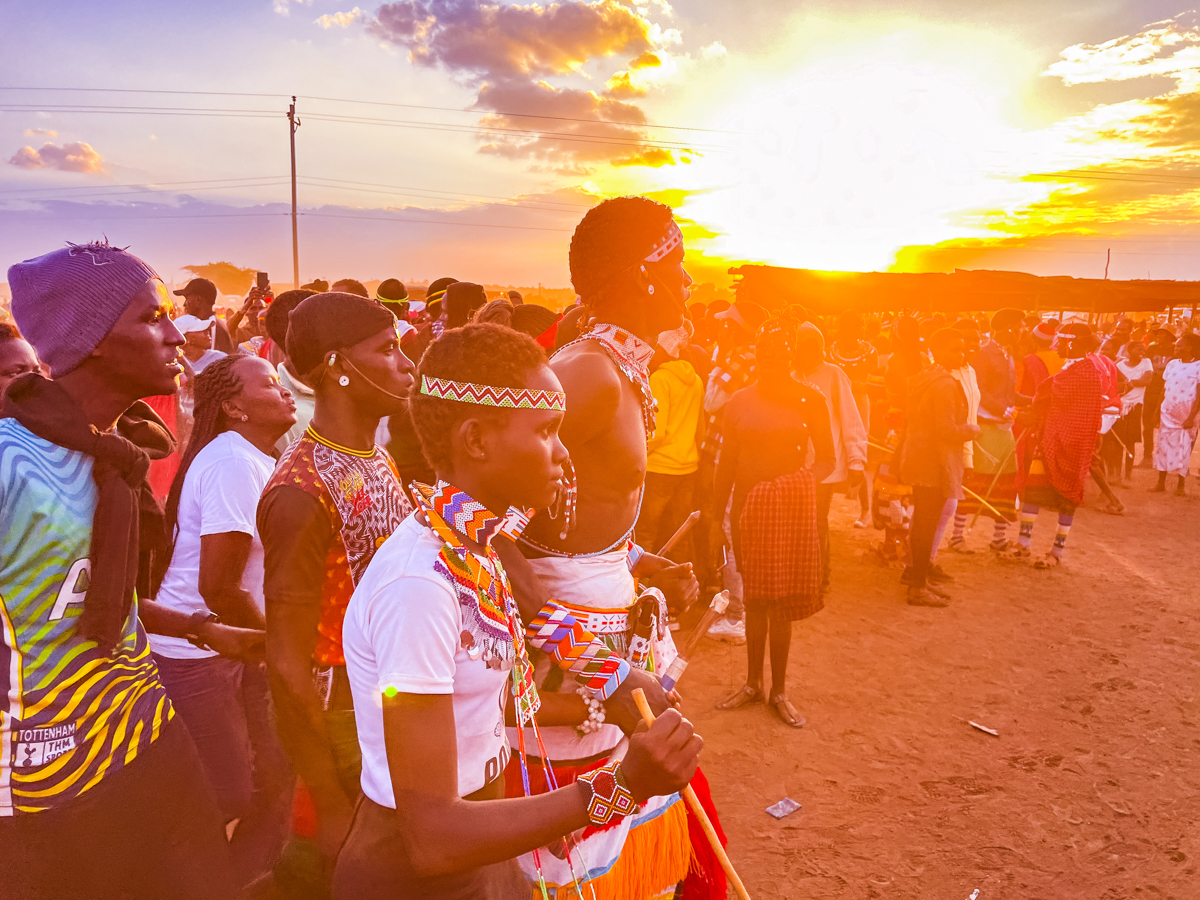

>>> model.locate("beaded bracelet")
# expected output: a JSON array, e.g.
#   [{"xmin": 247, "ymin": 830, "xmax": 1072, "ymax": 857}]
[
  {"xmin": 626, "ymin": 540, "xmax": 645, "ymax": 573},
  {"xmin": 575, "ymin": 684, "xmax": 606, "ymax": 736},
  {"xmin": 526, "ymin": 600, "xmax": 630, "ymax": 700},
  {"xmin": 577, "ymin": 761, "xmax": 635, "ymax": 827}
]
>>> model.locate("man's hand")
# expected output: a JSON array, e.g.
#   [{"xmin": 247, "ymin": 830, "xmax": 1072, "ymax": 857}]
[
  {"xmin": 620, "ymin": 709, "xmax": 703, "ymax": 803},
  {"xmin": 603, "ymin": 668, "xmax": 677, "ymax": 736},
  {"xmin": 200, "ymin": 622, "xmax": 265, "ymax": 662},
  {"xmin": 635, "ymin": 553, "xmax": 700, "ymax": 614}
]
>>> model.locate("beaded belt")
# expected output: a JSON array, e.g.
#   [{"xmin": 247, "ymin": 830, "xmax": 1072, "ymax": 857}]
[{"xmin": 571, "ymin": 608, "xmax": 630, "ymax": 634}]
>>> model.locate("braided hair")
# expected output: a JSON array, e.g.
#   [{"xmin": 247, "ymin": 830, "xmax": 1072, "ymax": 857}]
[{"xmin": 164, "ymin": 354, "xmax": 246, "ymax": 548}]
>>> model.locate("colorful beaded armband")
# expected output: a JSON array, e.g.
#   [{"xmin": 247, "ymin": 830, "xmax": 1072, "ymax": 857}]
[
  {"xmin": 526, "ymin": 600, "xmax": 630, "ymax": 701},
  {"xmin": 578, "ymin": 761, "xmax": 635, "ymax": 827}
]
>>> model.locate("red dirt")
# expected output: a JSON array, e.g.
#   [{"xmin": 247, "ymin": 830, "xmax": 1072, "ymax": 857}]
[{"xmin": 687, "ymin": 468, "xmax": 1200, "ymax": 900}]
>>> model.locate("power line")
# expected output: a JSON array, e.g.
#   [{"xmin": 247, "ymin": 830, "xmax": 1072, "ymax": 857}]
[
  {"xmin": 0, "ymin": 179, "xmax": 291, "ymax": 203},
  {"xmin": 298, "ymin": 175, "xmax": 592, "ymax": 212},
  {"xmin": 300, "ymin": 211, "xmax": 571, "ymax": 232},
  {"xmin": 0, "ymin": 85, "xmax": 734, "ymax": 134},
  {"xmin": 301, "ymin": 111, "xmax": 717, "ymax": 150},
  {"xmin": 0, "ymin": 175, "xmax": 288, "ymax": 197},
  {"xmin": 20, "ymin": 211, "xmax": 291, "ymax": 220},
  {"xmin": 0, "ymin": 100, "xmax": 714, "ymax": 153}
]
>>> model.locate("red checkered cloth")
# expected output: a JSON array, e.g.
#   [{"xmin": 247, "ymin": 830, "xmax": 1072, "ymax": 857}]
[
  {"xmin": 1017, "ymin": 356, "xmax": 1103, "ymax": 506},
  {"xmin": 737, "ymin": 469, "xmax": 823, "ymax": 621}
]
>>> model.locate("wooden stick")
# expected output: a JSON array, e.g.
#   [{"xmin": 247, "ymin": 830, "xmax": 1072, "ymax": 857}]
[
  {"xmin": 656, "ymin": 510, "xmax": 701, "ymax": 557},
  {"xmin": 630, "ymin": 688, "xmax": 751, "ymax": 900}
]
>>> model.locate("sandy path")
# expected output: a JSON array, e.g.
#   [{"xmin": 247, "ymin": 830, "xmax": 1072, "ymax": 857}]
[{"xmin": 686, "ymin": 469, "xmax": 1200, "ymax": 899}]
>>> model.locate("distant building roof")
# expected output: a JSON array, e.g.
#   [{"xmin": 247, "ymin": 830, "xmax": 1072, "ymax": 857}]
[{"xmin": 730, "ymin": 265, "xmax": 1200, "ymax": 314}]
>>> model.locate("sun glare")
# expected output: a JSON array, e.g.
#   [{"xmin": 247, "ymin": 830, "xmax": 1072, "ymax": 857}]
[
  {"xmin": 592, "ymin": 20, "xmax": 1170, "ymax": 277},
  {"xmin": 676, "ymin": 46, "xmax": 1063, "ymax": 271}
]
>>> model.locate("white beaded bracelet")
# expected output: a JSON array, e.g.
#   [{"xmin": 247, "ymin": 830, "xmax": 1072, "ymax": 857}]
[{"xmin": 576, "ymin": 685, "xmax": 606, "ymax": 735}]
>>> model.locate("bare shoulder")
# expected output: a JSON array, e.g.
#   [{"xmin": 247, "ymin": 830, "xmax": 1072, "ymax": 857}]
[{"xmin": 551, "ymin": 341, "xmax": 622, "ymax": 411}]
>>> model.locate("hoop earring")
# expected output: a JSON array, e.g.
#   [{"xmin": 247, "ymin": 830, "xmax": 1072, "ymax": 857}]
[
  {"xmin": 339, "ymin": 375, "xmax": 350, "ymax": 387},
  {"xmin": 647, "ymin": 284, "xmax": 654, "ymax": 295}
]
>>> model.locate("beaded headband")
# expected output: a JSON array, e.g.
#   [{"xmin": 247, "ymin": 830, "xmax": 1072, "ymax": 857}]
[
  {"xmin": 643, "ymin": 221, "xmax": 683, "ymax": 263},
  {"xmin": 420, "ymin": 375, "xmax": 566, "ymax": 411}
]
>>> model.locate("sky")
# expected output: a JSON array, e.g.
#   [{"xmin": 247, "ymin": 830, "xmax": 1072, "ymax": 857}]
[{"xmin": 4, "ymin": 0, "xmax": 1200, "ymax": 291}]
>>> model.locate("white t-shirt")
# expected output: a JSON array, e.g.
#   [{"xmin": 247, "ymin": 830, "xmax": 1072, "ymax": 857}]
[
  {"xmin": 190, "ymin": 349, "xmax": 226, "ymax": 374},
  {"xmin": 1116, "ymin": 357, "xmax": 1154, "ymax": 409},
  {"xmin": 343, "ymin": 515, "xmax": 512, "ymax": 808},
  {"xmin": 150, "ymin": 431, "xmax": 274, "ymax": 659}
]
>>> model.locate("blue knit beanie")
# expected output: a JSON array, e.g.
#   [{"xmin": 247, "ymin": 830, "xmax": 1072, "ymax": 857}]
[{"xmin": 8, "ymin": 241, "xmax": 160, "ymax": 377}]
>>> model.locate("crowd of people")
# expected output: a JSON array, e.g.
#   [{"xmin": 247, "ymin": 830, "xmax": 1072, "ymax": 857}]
[{"xmin": 1, "ymin": 199, "xmax": 1198, "ymax": 900}]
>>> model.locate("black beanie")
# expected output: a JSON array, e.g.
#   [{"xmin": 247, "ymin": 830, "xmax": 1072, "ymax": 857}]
[
  {"xmin": 377, "ymin": 278, "xmax": 408, "ymax": 302},
  {"xmin": 264, "ymin": 289, "xmax": 316, "ymax": 347},
  {"xmin": 286, "ymin": 291, "xmax": 396, "ymax": 376},
  {"xmin": 510, "ymin": 303, "xmax": 559, "ymax": 340},
  {"xmin": 444, "ymin": 282, "xmax": 487, "ymax": 328}
]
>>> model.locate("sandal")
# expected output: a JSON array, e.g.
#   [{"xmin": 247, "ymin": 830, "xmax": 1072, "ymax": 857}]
[
  {"xmin": 1099, "ymin": 502, "xmax": 1125, "ymax": 516},
  {"xmin": 1033, "ymin": 554, "xmax": 1061, "ymax": 569},
  {"xmin": 770, "ymin": 694, "xmax": 806, "ymax": 728},
  {"xmin": 716, "ymin": 684, "xmax": 764, "ymax": 710},
  {"xmin": 947, "ymin": 538, "xmax": 975, "ymax": 555},
  {"xmin": 1001, "ymin": 546, "xmax": 1031, "ymax": 562}
]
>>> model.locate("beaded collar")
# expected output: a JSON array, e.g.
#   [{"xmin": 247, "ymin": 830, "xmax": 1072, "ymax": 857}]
[
  {"xmin": 424, "ymin": 479, "xmax": 532, "ymax": 547},
  {"xmin": 556, "ymin": 322, "xmax": 657, "ymax": 440},
  {"xmin": 413, "ymin": 481, "xmax": 540, "ymax": 720}
]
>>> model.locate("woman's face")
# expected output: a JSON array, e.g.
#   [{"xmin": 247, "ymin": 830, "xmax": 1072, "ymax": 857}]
[
  {"xmin": 479, "ymin": 365, "xmax": 569, "ymax": 511},
  {"xmin": 227, "ymin": 356, "xmax": 297, "ymax": 437}
]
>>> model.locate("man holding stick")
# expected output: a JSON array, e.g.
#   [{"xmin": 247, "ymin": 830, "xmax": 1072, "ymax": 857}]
[{"xmin": 513, "ymin": 196, "xmax": 724, "ymax": 899}]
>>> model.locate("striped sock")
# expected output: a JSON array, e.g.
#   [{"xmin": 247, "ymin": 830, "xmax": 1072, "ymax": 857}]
[
  {"xmin": 952, "ymin": 512, "xmax": 968, "ymax": 542},
  {"xmin": 992, "ymin": 519, "xmax": 1008, "ymax": 545},
  {"xmin": 1018, "ymin": 505, "xmax": 1038, "ymax": 549},
  {"xmin": 1051, "ymin": 513, "xmax": 1073, "ymax": 559}
]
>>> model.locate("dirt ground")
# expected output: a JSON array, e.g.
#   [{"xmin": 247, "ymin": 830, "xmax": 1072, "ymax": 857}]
[{"xmin": 685, "ymin": 466, "xmax": 1200, "ymax": 900}]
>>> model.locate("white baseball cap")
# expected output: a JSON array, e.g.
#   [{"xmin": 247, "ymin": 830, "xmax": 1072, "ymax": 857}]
[{"xmin": 174, "ymin": 314, "xmax": 215, "ymax": 335}]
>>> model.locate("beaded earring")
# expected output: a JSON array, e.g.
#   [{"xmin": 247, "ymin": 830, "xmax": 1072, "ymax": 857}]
[{"xmin": 338, "ymin": 375, "xmax": 350, "ymax": 387}]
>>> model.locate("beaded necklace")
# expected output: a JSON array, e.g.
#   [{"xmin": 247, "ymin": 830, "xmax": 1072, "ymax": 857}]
[
  {"xmin": 413, "ymin": 481, "xmax": 591, "ymax": 898},
  {"xmin": 556, "ymin": 322, "xmax": 657, "ymax": 440}
]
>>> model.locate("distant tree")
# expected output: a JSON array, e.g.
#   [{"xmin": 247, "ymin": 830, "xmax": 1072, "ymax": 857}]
[{"xmin": 182, "ymin": 262, "xmax": 257, "ymax": 296}]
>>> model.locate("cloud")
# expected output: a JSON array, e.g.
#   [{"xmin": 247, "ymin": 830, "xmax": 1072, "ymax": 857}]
[
  {"xmin": 24, "ymin": 128, "xmax": 57, "ymax": 138},
  {"xmin": 604, "ymin": 71, "xmax": 647, "ymax": 99},
  {"xmin": 629, "ymin": 51, "xmax": 661, "ymax": 68},
  {"xmin": 369, "ymin": 0, "xmax": 653, "ymax": 79},
  {"xmin": 700, "ymin": 41, "xmax": 726, "ymax": 60},
  {"xmin": 1044, "ymin": 13, "xmax": 1200, "ymax": 92},
  {"xmin": 8, "ymin": 141, "xmax": 105, "ymax": 174},
  {"xmin": 316, "ymin": 7, "xmax": 364, "ymax": 28},
  {"xmin": 473, "ymin": 78, "xmax": 675, "ymax": 173},
  {"xmin": 367, "ymin": 0, "xmax": 686, "ymax": 171},
  {"xmin": 273, "ymin": 0, "xmax": 312, "ymax": 16}
]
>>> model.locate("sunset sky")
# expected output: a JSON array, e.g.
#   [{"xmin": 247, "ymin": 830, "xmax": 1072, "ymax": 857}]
[{"xmin": 4, "ymin": 1, "xmax": 1200, "ymax": 291}]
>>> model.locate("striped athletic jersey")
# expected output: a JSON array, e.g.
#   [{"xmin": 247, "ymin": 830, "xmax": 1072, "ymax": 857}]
[{"xmin": 0, "ymin": 419, "xmax": 173, "ymax": 816}]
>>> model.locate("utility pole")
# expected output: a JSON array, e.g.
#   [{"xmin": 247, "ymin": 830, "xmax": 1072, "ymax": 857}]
[{"xmin": 288, "ymin": 96, "xmax": 300, "ymax": 289}]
